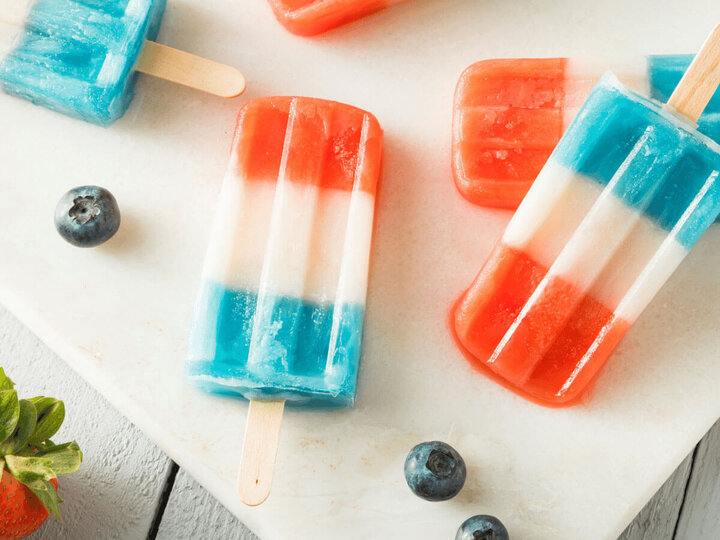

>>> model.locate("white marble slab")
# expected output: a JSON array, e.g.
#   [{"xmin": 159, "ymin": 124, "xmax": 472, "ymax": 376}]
[{"xmin": 2, "ymin": 0, "xmax": 720, "ymax": 538}]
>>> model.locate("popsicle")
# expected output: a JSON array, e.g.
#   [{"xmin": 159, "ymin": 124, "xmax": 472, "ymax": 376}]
[
  {"xmin": 0, "ymin": 0, "xmax": 245, "ymax": 125},
  {"xmin": 186, "ymin": 96, "xmax": 383, "ymax": 503},
  {"xmin": 266, "ymin": 0, "xmax": 403, "ymax": 36},
  {"xmin": 453, "ymin": 55, "xmax": 720, "ymax": 208},
  {"xmin": 453, "ymin": 26, "xmax": 720, "ymax": 407}
]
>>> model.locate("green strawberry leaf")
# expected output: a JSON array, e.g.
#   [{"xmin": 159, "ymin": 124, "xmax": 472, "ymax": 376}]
[
  {"xmin": 28, "ymin": 397, "xmax": 65, "ymax": 444},
  {"xmin": 37, "ymin": 442, "xmax": 82, "ymax": 475},
  {"xmin": 0, "ymin": 399, "xmax": 37, "ymax": 454},
  {"xmin": 0, "ymin": 389, "xmax": 20, "ymax": 444},
  {"xmin": 13, "ymin": 400, "xmax": 38, "ymax": 453},
  {"xmin": 0, "ymin": 369, "xmax": 15, "ymax": 391},
  {"xmin": 5, "ymin": 454, "xmax": 55, "ymax": 480}
]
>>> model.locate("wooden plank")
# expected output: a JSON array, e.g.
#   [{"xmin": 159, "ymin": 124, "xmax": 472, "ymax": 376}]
[
  {"xmin": 0, "ymin": 305, "xmax": 172, "ymax": 539},
  {"xmin": 675, "ymin": 418, "xmax": 720, "ymax": 539},
  {"xmin": 618, "ymin": 453, "xmax": 693, "ymax": 540},
  {"xmin": 157, "ymin": 468, "xmax": 258, "ymax": 540}
]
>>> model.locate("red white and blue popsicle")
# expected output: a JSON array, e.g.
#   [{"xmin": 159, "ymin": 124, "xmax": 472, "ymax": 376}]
[
  {"xmin": 453, "ymin": 27, "xmax": 720, "ymax": 406},
  {"xmin": 187, "ymin": 96, "xmax": 383, "ymax": 504}
]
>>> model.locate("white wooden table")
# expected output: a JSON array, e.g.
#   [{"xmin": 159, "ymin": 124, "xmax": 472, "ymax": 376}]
[{"xmin": 0, "ymin": 306, "xmax": 713, "ymax": 539}]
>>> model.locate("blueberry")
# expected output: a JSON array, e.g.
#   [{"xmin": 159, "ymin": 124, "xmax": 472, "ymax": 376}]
[
  {"xmin": 404, "ymin": 441, "xmax": 466, "ymax": 501},
  {"xmin": 456, "ymin": 515, "xmax": 509, "ymax": 540},
  {"xmin": 55, "ymin": 186, "xmax": 120, "ymax": 247}
]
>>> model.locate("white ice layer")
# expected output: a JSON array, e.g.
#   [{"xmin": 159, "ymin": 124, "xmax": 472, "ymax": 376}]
[
  {"xmin": 503, "ymin": 159, "xmax": 687, "ymax": 320},
  {"xmin": 504, "ymin": 159, "xmax": 603, "ymax": 265},
  {"xmin": 257, "ymin": 167, "xmax": 321, "ymax": 302},
  {"xmin": 202, "ymin": 175, "xmax": 275, "ymax": 291},
  {"xmin": 562, "ymin": 58, "xmax": 650, "ymax": 129},
  {"xmin": 203, "ymin": 177, "xmax": 374, "ymax": 305}
]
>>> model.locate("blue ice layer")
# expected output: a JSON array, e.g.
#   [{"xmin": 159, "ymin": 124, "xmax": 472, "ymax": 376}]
[
  {"xmin": 553, "ymin": 75, "xmax": 720, "ymax": 249},
  {"xmin": 186, "ymin": 280, "xmax": 365, "ymax": 407},
  {"xmin": 0, "ymin": 0, "xmax": 166, "ymax": 126},
  {"xmin": 648, "ymin": 55, "xmax": 720, "ymax": 142}
]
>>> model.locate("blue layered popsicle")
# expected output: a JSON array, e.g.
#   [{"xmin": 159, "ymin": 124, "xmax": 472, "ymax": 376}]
[{"xmin": 0, "ymin": 0, "xmax": 166, "ymax": 125}]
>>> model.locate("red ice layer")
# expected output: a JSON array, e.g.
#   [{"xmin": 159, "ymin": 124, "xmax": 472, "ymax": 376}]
[
  {"xmin": 267, "ymin": 0, "xmax": 389, "ymax": 36},
  {"xmin": 231, "ymin": 97, "xmax": 383, "ymax": 195},
  {"xmin": 453, "ymin": 243, "xmax": 631, "ymax": 405},
  {"xmin": 452, "ymin": 58, "xmax": 567, "ymax": 208}
]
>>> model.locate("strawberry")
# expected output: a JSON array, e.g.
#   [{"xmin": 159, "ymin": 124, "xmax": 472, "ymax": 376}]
[
  {"xmin": 0, "ymin": 474, "xmax": 58, "ymax": 540},
  {"xmin": 0, "ymin": 369, "xmax": 82, "ymax": 539}
]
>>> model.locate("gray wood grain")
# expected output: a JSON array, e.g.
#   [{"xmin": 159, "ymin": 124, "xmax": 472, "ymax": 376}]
[
  {"xmin": 675, "ymin": 419, "xmax": 720, "ymax": 540},
  {"xmin": 156, "ymin": 468, "xmax": 258, "ymax": 540},
  {"xmin": 618, "ymin": 454, "xmax": 693, "ymax": 540},
  {"xmin": 0, "ymin": 305, "xmax": 173, "ymax": 540}
]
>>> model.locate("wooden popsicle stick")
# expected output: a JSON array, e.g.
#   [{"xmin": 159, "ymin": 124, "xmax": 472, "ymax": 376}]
[
  {"xmin": 136, "ymin": 41, "xmax": 246, "ymax": 98},
  {"xmin": 667, "ymin": 24, "xmax": 720, "ymax": 122},
  {"xmin": 237, "ymin": 399, "xmax": 285, "ymax": 506}
]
